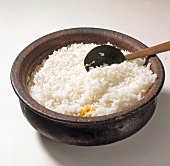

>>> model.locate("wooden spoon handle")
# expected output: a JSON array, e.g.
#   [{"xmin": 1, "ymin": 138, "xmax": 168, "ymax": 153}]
[{"xmin": 125, "ymin": 41, "xmax": 170, "ymax": 60}]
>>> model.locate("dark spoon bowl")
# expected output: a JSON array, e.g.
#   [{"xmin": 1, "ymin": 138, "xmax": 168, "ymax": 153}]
[
  {"xmin": 10, "ymin": 27, "xmax": 165, "ymax": 146},
  {"xmin": 84, "ymin": 45, "xmax": 125, "ymax": 71}
]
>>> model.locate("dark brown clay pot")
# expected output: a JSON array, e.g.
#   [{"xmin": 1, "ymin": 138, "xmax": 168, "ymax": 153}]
[{"xmin": 10, "ymin": 27, "xmax": 165, "ymax": 146}]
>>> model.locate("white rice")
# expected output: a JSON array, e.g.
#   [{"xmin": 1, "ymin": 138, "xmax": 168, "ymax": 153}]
[{"xmin": 27, "ymin": 43, "xmax": 157, "ymax": 117}]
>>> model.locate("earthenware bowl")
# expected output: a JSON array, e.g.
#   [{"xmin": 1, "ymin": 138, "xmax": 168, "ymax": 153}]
[{"xmin": 10, "ymin": 27, "xmax": 165, "ymax": 146}]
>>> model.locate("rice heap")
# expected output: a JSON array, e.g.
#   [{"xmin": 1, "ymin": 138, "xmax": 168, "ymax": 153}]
[{"xmin": 27, "ymin": 43, "xmax": 157, "ymax": 117}]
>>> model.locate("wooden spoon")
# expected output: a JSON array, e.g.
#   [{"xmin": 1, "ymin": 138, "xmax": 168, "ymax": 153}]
[
  {"xmin": 84, "ymin": 41, "xmax": 170, "ymax": 72},
  {"xmin": 125, "ymin": 41, "xmax": 170, "ymax": 60}
]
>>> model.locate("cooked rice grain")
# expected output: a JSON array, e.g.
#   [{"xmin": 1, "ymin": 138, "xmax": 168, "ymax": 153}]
[{"xmin": 27, "ymin": 43, "xmax": 157, "ymax": 117}]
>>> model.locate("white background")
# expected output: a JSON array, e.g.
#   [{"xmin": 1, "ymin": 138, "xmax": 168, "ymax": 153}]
[{"xmin": 1, "ymin": 0, "xmax": 170, "ymax": 165}]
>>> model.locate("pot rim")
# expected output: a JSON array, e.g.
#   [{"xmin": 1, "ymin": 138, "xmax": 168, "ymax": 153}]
[{"xmin": 10, "ymin": 27, "xmax": 165, "ymax": 123}]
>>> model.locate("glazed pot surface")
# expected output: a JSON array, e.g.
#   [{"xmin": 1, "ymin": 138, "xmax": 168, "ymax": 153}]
[{"xmin": 11, "ymin": 28, "xmax": 165, "ymax": 145}]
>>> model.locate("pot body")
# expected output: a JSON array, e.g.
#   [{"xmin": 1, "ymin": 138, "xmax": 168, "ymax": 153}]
[
  {"xmin": 20, "ymin": 98, "xmax": 156, "ymax": 146},
  {"xmin": 11, "ymin": 28, "xmax": 164, "ymax": 146}
]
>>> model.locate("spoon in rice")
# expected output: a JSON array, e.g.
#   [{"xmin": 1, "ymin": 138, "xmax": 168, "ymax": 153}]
[{"xmin": 84, "ymin": 41, "xmax": 170, "ymax": 72}]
